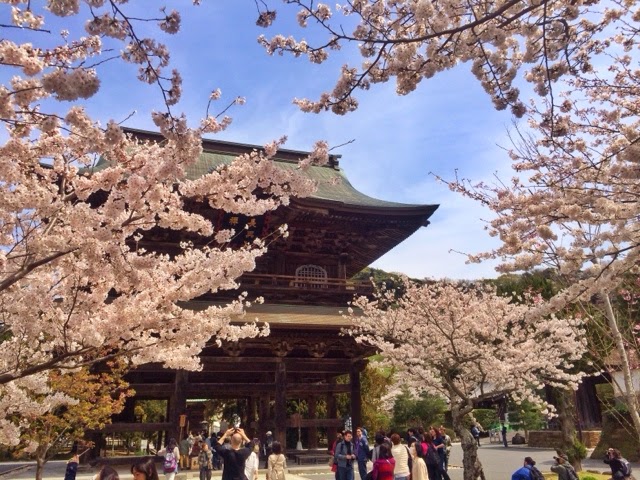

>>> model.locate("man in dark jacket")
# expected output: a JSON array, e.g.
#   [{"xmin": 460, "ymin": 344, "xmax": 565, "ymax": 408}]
[
  {"xmin": 605, "ymin": 448, "xmax": 631, "ymax": 479},
  {"xmin": 214, "ymin": 428, "xmax": 252, "ymax": 480},
  {"xmin": 355, "ymin": 427, "xmax": 369, "ymax": 480},
  {"xmin": 334, "ymin": 430, "xmax": 356, "ymax": 480}
]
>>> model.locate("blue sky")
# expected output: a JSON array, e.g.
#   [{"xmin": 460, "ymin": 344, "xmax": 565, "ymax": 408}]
[{"xmin": 13, "ymin": 1, "xmax": 522, "ymax": 280}]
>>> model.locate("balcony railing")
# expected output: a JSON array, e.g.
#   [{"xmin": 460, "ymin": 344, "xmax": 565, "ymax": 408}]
[{"xmin": 240, "ymin": 273, "xmax": 374, "ymax": 295}]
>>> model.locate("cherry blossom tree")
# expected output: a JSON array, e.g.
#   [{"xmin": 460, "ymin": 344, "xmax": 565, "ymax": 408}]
[
  {"xmin": 0, "ymin": 0, "xmax": 324, "ymax": 446},
  {"xmin": 436, "ymin": 29, "xmax": 640, "ymax": 440},
  {"xmin": 348, "ymin": 279, "xmax": 585, "ymax": 480},
  {"xmin": 257, "ymin": 0, "xmax": 626, "ymax": 117}
]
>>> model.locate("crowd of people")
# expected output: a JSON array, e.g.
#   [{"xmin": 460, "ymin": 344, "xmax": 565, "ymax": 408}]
[
  {"xmin": 61, "ymin": 425, "xmax": 634, "ymax": 480},
  {"xmin": 330, "ymin": 426, "xmax": 452, "ymax": 480},
  {"xmin": 510, "ymin": 449, "xmax": 634, "ymax": 480},
  {"xmin": 63, "ymin": 427, "xmax": 283, "ymax": 480}
]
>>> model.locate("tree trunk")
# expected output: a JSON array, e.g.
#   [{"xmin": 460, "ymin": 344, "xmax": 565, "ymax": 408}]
[
  {"xmin": 34, "ymin": 444, "xmax": 49, "ymax": 480},
  {"xmin": 602, "ymin": 291, "xmax": 640, "ymax": 444},
  {"xmin": 452, "ymin": 408, "xmax": 485, "ymax": 480},
  {"xmin": 555, "ymin": 388, "xmax": 582, "ymax": 471}
]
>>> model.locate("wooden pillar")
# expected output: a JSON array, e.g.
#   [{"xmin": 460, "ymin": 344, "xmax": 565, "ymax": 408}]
[
  {"xmin": 248, "ymin": 396, "xmax": 258, "ymax": 438},
  {"xmin": 350, "ymin": 362, "xmax": 363, "ymax": 432},
  {"xmin": 327, "ymin": 378, "xmax": 338, "ymax": 448},
  {"xmin": 259, "ymin": 394, "xmax": 270, "ymax": 434},
  {"xmin": 275, "ymin": 360, "xmax": 287, "ymax": 447},
  {"xmin": 307, "ymin": 396, "xmax": 318, "ymax": 449},
  {"xmin": 121, "ymin": 397, "xmax": 136, "ymax": 422},
  {"xmin": 168, "ymin": 370, "xmax": 188, "ymax": 443}
]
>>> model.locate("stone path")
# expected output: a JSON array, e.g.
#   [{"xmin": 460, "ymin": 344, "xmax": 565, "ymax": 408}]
[{"xmin": 0, "ymin": 443, "xmax": 633, "ymax": 479}]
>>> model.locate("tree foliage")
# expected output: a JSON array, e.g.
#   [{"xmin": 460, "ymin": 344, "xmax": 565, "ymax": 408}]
[
  {"xmin": 348, "ymin": 279, "xmax": 585, "ymax": 480},
  {"xmin": 391, "ymin": 387, "xmax": 448, "ymax": 431},
  {"xmin": 17, "ymin": 363, "xmax": 132, "ymax": 480},
  {"xmin": 0, "ymin": 0, "xmax": 329, "ymax": 445}
]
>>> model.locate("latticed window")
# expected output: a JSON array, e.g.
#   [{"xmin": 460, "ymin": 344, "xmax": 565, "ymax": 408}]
[{"xmin": 295, "ymin": 264, "xmax": 328, "ymax": 289}]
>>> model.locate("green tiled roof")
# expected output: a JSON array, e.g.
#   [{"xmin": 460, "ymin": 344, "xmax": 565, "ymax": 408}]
[
  {"xmin": 188, "ymin": 150, "xmax": 426, "ymax": 210},
  {"xmin": 89, "ymin": 128, "xmax": 436, "ymax": 212}
]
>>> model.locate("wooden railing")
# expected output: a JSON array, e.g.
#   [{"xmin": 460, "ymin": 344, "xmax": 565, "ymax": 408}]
[{"xmin": 240, "ymin": 273, "xmax": 373, "ymax": 294}]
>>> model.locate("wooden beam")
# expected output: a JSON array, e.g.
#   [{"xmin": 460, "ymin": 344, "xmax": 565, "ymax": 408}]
[
  {"xmin": 129, "ymin": 383, "xmax": 350, "ymax": 398},
  {"xmin": 133, "ymin": 359, "xmax": 352, "ymax": 374},
  {"xmin": 101, "ymin": 422, "xmax": 172, "ymax": 433}
]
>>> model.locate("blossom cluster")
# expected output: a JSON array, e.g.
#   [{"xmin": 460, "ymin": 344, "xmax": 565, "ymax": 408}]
[
  {"xmin": 348, "ymin": 279, "xmax": 585, "ymax": 476},
  {"xmin": 258, "ymin": 0, "xmax": 628, "ymax": 118},
  {"xmin": 349, "ymin": 280, "xmax": 585, "ymax": 411}
]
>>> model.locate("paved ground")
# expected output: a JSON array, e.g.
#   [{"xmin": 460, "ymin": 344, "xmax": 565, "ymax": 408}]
[{"xmin": 0, "ymin": 443, "xmax": 630, "ymax": 479}]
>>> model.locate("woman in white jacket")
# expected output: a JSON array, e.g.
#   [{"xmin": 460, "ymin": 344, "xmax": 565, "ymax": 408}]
[{"xmin": 245, "ymin": 440, "xmax": 260, "ymax": 480}]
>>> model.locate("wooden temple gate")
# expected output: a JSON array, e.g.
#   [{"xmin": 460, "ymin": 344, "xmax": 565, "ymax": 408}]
[{"xmin": 98, "ymin": 129, "xmax": 439, "ymax": 452}]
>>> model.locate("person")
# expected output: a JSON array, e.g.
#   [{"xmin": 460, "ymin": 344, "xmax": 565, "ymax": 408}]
[
  {"xmin": 389, "ymin": 433, "xmax": 411, "ymax": 480},
  {"xmin": 187, "ymin": 433, "xmax": 195, "ymax": 454},
  {"xmin": 131, "ymin": 457, "xmax": 160, "ymax": 480},
  {"xmin": 64, "ymin": 455, "xmax": 80, "ymax": 480},
  {"xmin": 410, "ymin": 442, "xmax": 428, "ymax": 480},
  {"xmin": 191, "ymin": 438, "xmax": 202, "ymax": 470},
  {"xmin": 550, "ymin": 453, "xmax": 578, "ymax": 480},
  {"xmin": 214, "ymin": 427, "xmax": 252, "ymax": 480},
  {"xmin": 198, "ymin": 442, "xmax": 214, "ymax": 480},
  {"xmin": 406, "ymin": 428, "xmax": 419, "ymax": 447},
  {"xmin": 212, "ymin": 433, "xmax": 222, "ymax": 470},
  {"xmin": 179, "ymin": 436, "xmax": 191, "ymax": 470},
  {"xmin": 69, "ymin": 464, "xmax": 119, "ymax": 480},
  {"xmin": 267, "ymin": 441, "xmax": 287, "ymax": 480},
  {"xmin": 502, "ymin": 423, "xmax": 509, "ymax": 448},
  {"xmin": 511, "ymin": 457, "xmax": 543, "ymax": 480},
  {"xmin": 245, "ymin": 440, "xmax": 260, "ymax": 480},
  {"xmin": 371, "ymin": 432, "xmax": 386, "ymax": 462},
  {"xmin": 355, "ymin": 427, "xmax": 370, "ymax": 480},
  {"xmin": 330, "ymin": 432, "xmax": 344, "ymax": 479},
  {"xmin": 430, "ymin": 426, "xmax": 447, "ymax": 477},
  {"xmin": 334, "ymin": 430, "xmax": 356, "ymax": 480},
  {"xmin": 158, "ymin": 438, "xmax": 180, "ymax": 480},
  {"xmin": 423, "ymin": 432, "xmax": 442, "ymax": 480},
  {"xmin": 371, "ymin": 444, "xmax": 395, "ymax": 480},
  {"xmin": 604, "ymin": 448, "xmax": 632, "ymax": 479},
  {"xmin": 471, "ymin": 424, "xmax": 481, "ymax": 447},
  {"xmin": 98, "ymin": 466, "xmax": 120, "ymax": 480},
  {"xmin": 439, "ymin": 426, "xmax": 452, "ymax": 471},
  {"xmin": 263, "ymin": 431, "xmax": 275, "ymax": 468}
]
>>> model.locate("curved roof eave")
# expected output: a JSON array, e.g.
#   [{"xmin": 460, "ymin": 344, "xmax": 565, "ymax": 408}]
[{"xmin": 293, "ymin": 197, "xmax": 439, "ymax": 222}]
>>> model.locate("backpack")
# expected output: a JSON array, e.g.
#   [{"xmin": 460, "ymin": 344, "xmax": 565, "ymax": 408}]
[
  {"xmin": 565, "ymin": 465, "xmax": 579, "ymax": 480},
  {"xmin": 622, "ymin": 458, "xmax": 632, "ymax": 477},
  {"xmin": 163, "ymin": 450, "xmax": 177, "ymax": 473},
  {"xmin": 527, "ymin": 466, "xmax": 544, "ymax": 480},
  {"xmin": 366, "ymin": 446, "xmax": 373, "ymax": 460}
]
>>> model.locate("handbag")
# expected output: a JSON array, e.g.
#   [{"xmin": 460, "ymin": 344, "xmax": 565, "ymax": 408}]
[{"xmin": 425, "ymin": 444, "xmax": 440, "ymax": 466}]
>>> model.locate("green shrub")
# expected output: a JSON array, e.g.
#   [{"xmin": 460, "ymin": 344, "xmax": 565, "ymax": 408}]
[
  {"xmin": 473, "ymin": 409, "xmax": 498, "ymax": 430},
  {"xmin": 567, "ymin": 439, "xmax": 588, "ymax": 461}
]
